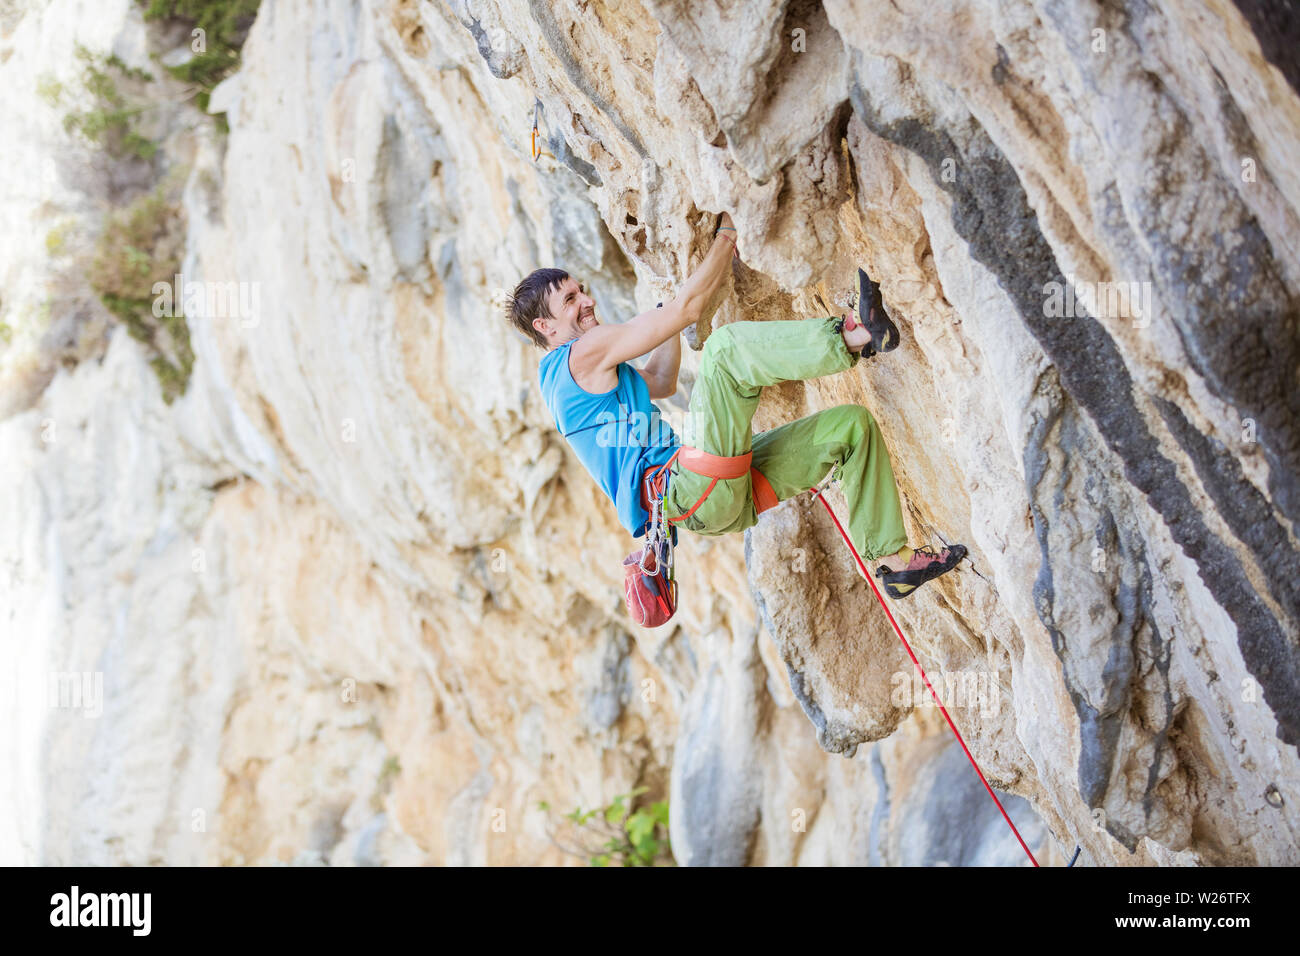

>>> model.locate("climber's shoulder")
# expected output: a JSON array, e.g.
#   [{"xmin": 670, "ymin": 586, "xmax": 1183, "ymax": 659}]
[{"xmin": 567, "ymin": 331, "xmax": 622, "ymax": 393}]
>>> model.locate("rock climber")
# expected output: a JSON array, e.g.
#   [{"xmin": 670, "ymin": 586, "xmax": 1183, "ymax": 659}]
[{"xmin": 505, "ymin": 212, "xmax": 965, "ymax": 599}]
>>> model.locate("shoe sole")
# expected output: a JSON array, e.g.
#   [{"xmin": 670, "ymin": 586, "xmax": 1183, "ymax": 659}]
[
  {"xmin": 875, "ymin": 545, "xmax": 968, "ymax": 599},
  {"xmin": 858, "ymin": 267, "xmax": 900, "ymax": 352}
]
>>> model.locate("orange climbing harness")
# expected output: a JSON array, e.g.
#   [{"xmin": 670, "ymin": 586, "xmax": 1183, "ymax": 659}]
[{"xmin": 639, "ymin": 446, "xmax": 778, "ymax": 520}]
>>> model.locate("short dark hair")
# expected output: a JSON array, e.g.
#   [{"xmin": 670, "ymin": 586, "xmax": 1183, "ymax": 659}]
[{"xmin": 506, "ymin": 268, "xmax": 570, "ymax": 351}]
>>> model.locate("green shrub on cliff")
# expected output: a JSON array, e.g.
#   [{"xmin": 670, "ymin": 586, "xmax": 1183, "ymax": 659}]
[
  {"xmin": 139, "ymin": 0, "xmax": 261, "ymax": 125},
  {"xmin": 87, "ymin": 183, "xmax": 194, "ymax": 404},
  {"xmin": 60, "ymin": 44, "xmax": 157, "ymax": 162},
  {"xmin": 539, "ymin": 787, "xmax": 674, "ymax": 866}
]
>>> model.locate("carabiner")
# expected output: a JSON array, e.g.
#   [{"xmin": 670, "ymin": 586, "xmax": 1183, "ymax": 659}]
[{"xmin": 531, "ymin": 100, "xmax": 542, "ymax": 162}]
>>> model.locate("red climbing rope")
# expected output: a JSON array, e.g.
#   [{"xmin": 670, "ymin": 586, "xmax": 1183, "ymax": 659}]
[{"xmin": 811, "ymin": 487, "xmax": 1041, "ymax": 867}]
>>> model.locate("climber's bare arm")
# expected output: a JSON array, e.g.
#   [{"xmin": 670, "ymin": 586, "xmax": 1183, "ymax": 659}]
[
  {"xmin": 637, "ymin": 332, "xmax": 681, "ymax": 398},
  {"xmin": 572, "ymin": 215, "xmax": 735, "ymax": 394}
]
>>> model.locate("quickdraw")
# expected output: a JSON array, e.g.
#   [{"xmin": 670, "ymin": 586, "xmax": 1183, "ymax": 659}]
[
  {"xmin": 639, "ymin": 475, "xmax": 676, "ymax": 580},
  {"xmin": 531, "ymin": 99, "xmax": 543, "ymax": 162}
]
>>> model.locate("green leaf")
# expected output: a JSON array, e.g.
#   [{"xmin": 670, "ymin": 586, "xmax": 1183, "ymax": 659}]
[
  {"xmin": 604, "ymin": 798, "xmax": 626, "ymax": 825},
  {"xmin": 626, "ymin": 811, "xmax": 655, "ymax": 844},
  {"xmin": 631, "ymin": 831, "xmax": 656, "ymax": 857}
]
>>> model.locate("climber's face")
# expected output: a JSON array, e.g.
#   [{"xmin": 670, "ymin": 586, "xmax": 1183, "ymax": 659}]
[{"xmin": 537, "ymin": 276, "xmax": 597, "ymax": 346}]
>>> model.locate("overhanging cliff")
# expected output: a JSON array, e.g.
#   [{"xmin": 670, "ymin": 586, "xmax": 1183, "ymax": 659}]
[{"xmin": 2, "ymin": 0, "xmax": 1297, "ymax": 865}]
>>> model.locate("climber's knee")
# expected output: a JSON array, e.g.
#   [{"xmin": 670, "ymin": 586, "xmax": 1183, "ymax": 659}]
[
  {"xmin": 820, "ymin": 404, "xmax": 873, "ymax": 444},
  {"xmin": 843, "ymin": 404, "xmax": 874, "ymax": 429},
  {"xmin": 701, "ymin": 321, "xmax": 737, "ymax": 359}
]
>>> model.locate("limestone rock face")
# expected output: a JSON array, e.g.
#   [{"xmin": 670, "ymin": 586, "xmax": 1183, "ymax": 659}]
[{"xmin": 2, "ymin": 0, "xmax": 1298, "ymax": 866}]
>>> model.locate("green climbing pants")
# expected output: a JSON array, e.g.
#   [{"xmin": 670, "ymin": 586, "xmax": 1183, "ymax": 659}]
[{"xmin": 663, "ymin": 315, "xmax": 909, "ymax": 562}]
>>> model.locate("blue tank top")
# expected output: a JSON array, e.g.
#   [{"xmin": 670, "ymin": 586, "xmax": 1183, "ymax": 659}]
[{"xmin": 539, "ymin": 340, "xmax": 680, "ymax": 538}]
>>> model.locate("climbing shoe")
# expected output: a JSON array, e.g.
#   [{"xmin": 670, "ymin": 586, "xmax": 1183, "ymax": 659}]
[
  {"xmin": 875, "ymin": 544, "xmax": 967, "ymax": 599},
  {"xmin": 856, "ymin": 266, "xmax": 900, "ymax": 353}
]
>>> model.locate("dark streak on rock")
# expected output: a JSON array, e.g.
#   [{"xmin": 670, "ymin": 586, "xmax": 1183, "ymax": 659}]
[
  {"xmin": 1230, "ymin": 0, "xmax": 1300, "ymax": 96},
  {"xmin": 1025, "ymin": 404, "xmax": 1146, "ymax": 852},
  {"xmin": 464, "ymin": 17, "xmax": 514, "ymax": 80},
  {"xmin": 991, "ymin": 43, "xmax": 1011, "ymax": 86},
  {"xmin": 1103, "ymin": 66, "xmax": 1300, "ymax": 531},
  {"xmin": 868, "ymin": 747, "xmax": 892, "ymax": 866},
  {"xmin": 1153, "ymin": 396, "xmax": 1300, "ymax": 630}
]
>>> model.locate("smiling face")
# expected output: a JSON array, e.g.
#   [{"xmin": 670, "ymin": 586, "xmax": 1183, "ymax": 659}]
[{"xmin": 535, "ymin": 276, "xmax": 597, "ymax": 348}]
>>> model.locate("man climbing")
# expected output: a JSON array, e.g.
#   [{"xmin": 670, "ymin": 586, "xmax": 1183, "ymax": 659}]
[{"xmin": 505, "ymin": 212, "xmax": 965, "ymax": 599}]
